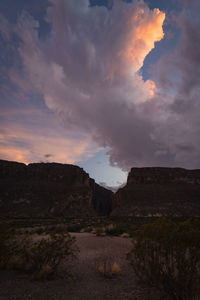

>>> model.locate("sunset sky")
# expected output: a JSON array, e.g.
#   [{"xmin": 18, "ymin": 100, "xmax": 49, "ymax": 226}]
[{"xmin": 0, "ymin": 0, "xmax": 200, "ymax": 188}]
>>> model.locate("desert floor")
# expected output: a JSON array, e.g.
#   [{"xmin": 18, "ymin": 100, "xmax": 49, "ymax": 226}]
[{"xmin": 0, "ymin": 233, "xmax": 163, "ymax": 300}]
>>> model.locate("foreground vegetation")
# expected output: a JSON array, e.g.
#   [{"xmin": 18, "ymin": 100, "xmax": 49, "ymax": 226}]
[
  {"xmin": 1, "ymin": 216, "xmax": 200, "ymax": 299},
  {"xmin": 0, "ymin": 223, "xmax": 78, "ymax": 279},
  {"xmin": 127, "ymin": 218, "xmax": 200, "ymax": 299},
  {"xmin": 0, "ymin": 215, "xmax": 196, "ymax": 236}
]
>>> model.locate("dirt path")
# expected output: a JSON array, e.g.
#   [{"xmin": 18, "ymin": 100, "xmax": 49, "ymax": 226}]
[{"xmin": 0, "ymin": 233, "xmax": 163, "ymax": 300}]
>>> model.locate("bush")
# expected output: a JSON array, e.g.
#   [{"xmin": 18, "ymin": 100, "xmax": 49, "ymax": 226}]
[
  {"xmin": 105, "ymin": 224, "xmax": 129, "ymax": 236},
  {"xmin": 0, "ymin": 223, "xmax": 9, "ymax": 267},
  {"xmin": 0, "ymin": 225, "xmax": 79, "ymax": 280},
  {"xmin": 0, "ymin": 223, "xmax": 16, "ymax": 268},
  {"xmin": 95, "ymin": 226, "xmax": 106, "ymax": 236},
  {"xmin": 67, "ymin": 223, "xmax": 83, "ymax": 232},
  {"xmin": 20, "ymin": 233, "xmax": 79, "ymax": 279},
  {"xmin": 127, "ymin": 218, "xmax": 200, "ymax": 299}
]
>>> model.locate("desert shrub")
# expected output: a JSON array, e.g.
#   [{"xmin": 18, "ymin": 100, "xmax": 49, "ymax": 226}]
[
  {"xmin": 127, "ymin": 218, "xmax": 200, "ymax": 300},
  {"xmin": 19, "ymin": 232, "xmax": 79, "ymax": 279},
  {"xmin": 0, "ymin": 223, "xmax": 16, "ymax": 268},
  {"xmin": 0, "ymin": 223, "xmax": 9, "ymax": 267},
  {"xmin": 80, "ymin": 226, "xmax": 92, "ymax": 233},
  {"xmin": 67, "ymin": 223, "xmax": 83, "ymax": 232},
  {"xmin": 95, "ymin": 226, "xmax": 106, "ymax": 236},
  {"xmin": 54, "ymin": 225, "xmax": 68, "ymax": 234},
  {"xmin": 46, "ymin": 224, "xmax": 68, "ymax": 235},
  {"xmin": 105, "ymin": 224, "xmax": 128, "ymax": 236},
  {"xmin": 35, "ymin": 227, "xmax": 44, "ymax": 235},
  {"xmin": 1, "ymin": 227, "xmax": 79, "ymax": 279}
]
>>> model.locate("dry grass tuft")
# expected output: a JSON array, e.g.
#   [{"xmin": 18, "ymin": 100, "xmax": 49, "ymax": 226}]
[
  {"xmin": 98, "ymin": 261, "xmax": 121, "ymax": 277},
  {"xmin": 120, "ymin": 233, "xmax": 130, "ymax": 238},
  {"xmin": 95, "ymin": 227, "xmax": 106, "ymax": 237},
  {"xmin": 39, "ymin": 265, "xmax": 53, "ymax": 280},
  {"xmin": 111, "ymin": 262, "xmax": 121, "ymax": 275}
]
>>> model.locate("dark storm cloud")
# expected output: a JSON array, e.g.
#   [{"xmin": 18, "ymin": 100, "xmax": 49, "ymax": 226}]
[
  {"xmin": 150, "ymin": 5, "xmax": 200, "ymax": 167},
  {"xmin": 174, "ymin": 144, "xmax": 195, "ymax": 153},
  {"xmin": 153, "ymin": 8, "xmax": 200, "ymax": 98},
  {"xmin": 182, "ymin": 0, "xmax": 199, "ymax": 7},
  {"xmin": 0, "ymin": 13, "xmax": 10, "ymax": 40}
]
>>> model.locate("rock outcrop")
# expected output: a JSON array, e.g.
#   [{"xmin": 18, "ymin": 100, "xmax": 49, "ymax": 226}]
[
  {"xmin": 112, "ymin": 167, "xmax": 200, "ymax": 216},
  {"xmin": 0, "ymin": 160, "xmax": 112, "ymax": 217}
]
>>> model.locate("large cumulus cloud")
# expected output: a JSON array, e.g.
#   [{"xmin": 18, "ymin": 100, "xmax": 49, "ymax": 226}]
[{"xmin": 4, "ymin": 0, "xmax": 200, "ymax": 169}]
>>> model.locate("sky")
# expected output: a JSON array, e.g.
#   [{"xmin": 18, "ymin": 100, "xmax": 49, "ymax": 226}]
[{"xmin": 0, "ymin": 0, "xmax": 200, "ymax": 188}]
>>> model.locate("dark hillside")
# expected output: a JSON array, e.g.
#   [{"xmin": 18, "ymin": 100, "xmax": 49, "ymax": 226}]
[{"xmin": 0, "ymin": 160, "xmax": 112, "ymax": 217}]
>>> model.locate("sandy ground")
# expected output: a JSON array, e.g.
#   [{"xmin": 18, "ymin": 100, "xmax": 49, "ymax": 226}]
[{"xmin": 0, "ymin": 233, "xmax": 163, "ymax": 300}]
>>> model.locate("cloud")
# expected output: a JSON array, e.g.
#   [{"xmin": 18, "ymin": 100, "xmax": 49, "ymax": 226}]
[
  {"xmin": 99, "ymin": 181, "xmax": 126, "ymax": 192},
  {"xmin": 122, "ymin": 7, "xmax": 165, "ymax": 72},
  {"xmin": 0, "ymin": 13, "xmax": 11, "ymax": 40},
  {"xmin": 0, "ymin": 127, "xmax": 95, "ymax": 164},
  {"xmin": 2, "ymin": 0, "xmax": 200, "ymax": 170},
  {"xmin": 149, "ymin": 6, "xmax": 200, "ymax": 168},
  {"xmin": 44, "ymin": 153, "xmax": 53, "ymax": 158},
  {"xmin": 9, "ymin": 0, "xmax": 167, "ymax": 170},
  {"xmin": 182, "ymin": 0, "xmax": 199, "ymax": 7},
  {"xmin": 0, "ymin": 107, "xmax": 98, "ymax": 164}
]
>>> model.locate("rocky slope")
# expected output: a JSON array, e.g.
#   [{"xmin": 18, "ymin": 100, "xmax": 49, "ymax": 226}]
[
  {"xmin": 112, "ymin": 167, "xmax": 200, "ymax": 216},
  {"xmin": 0, "ymin": 160, "xmax": 112, "ymax": 217}
]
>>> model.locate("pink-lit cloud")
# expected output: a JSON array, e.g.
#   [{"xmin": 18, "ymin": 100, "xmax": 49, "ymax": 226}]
[
  {"xmin": 1, "ymin": 0, "xmax": 200, "ymax": 170},
  {"xmin": 0, "ymin": 107, "xmax": 99, "ymax": 164},
  {"xmin": 8, "ymin": 0, "xmax": 166, "ymax": 169},
  {"xmin": 122, "ymin": 7, "xmax": 165, "ymax": 72}
]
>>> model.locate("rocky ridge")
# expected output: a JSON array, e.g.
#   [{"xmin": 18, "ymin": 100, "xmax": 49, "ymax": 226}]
[
  {"xmin": 1, "ymin": 160, "xmax": 200, "ymax": 217},
  {"xmin": 112, "ymin": 167, "xmax": 200, "ymax": 216}
]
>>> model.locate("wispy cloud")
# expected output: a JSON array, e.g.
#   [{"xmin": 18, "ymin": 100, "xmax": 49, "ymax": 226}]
[{"xmin": 0, "ymin": 107, "xmax": 98, "ymax": 164}]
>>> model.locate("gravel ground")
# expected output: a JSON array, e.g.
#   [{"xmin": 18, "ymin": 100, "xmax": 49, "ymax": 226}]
[{"xmin": 0, "ymin": 233, "xmax": 164, "ymax": 300}]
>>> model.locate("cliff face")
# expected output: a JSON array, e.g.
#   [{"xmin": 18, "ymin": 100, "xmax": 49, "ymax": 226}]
[
  {"xmin": 2, "ymin": 161, "xmax": 200, "ymax": 218},
  {"xmin": 0, "ymin": 160, "xmax": 112, "ymax": 217},
  {"xmin": 127, "ymin": 167, "xmax": 200, "ymax": 185},
  {"xmin": 112, "ymin": 167, "xmax": 200, "ymax": 216}
]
